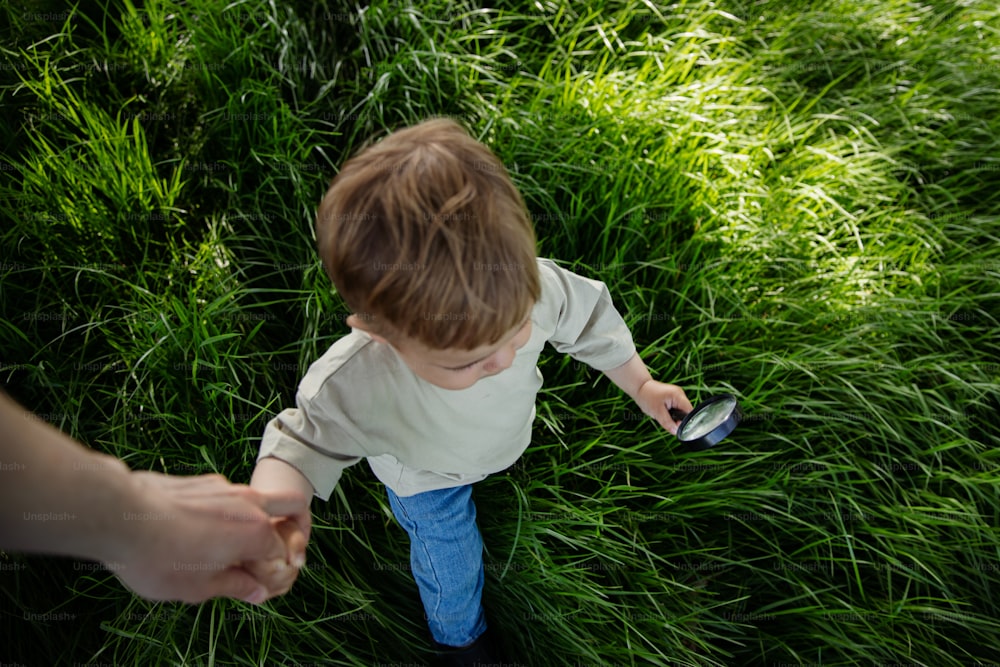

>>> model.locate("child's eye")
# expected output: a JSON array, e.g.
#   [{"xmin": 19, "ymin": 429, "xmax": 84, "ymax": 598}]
[{"xmin": 452, "ymin": 361, "xmax": 478, "ymax": 372}]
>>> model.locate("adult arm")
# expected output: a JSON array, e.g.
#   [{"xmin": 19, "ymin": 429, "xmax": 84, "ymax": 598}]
[{"xmin": 0, "ymin": 391, "xmax": 308, "ymax": 604}]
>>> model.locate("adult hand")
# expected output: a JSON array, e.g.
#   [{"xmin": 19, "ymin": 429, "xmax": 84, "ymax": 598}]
[
  {"xmin": 0, "ymin": 391, "xmax": 310, "ymax": 605},
  {"xmin": 107, "ymin": 471, "xmax": 310, "ymax": 604}
]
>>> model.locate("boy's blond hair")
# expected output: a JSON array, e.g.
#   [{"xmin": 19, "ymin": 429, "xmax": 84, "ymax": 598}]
[{"xmin": 316, "ymin": 118, "xmax": 541, "ymax": 351}]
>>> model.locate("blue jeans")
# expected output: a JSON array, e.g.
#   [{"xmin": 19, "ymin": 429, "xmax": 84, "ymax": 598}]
[{"xmin": 386, "ymin": 484, "xmax": 487, "ymax": 648}]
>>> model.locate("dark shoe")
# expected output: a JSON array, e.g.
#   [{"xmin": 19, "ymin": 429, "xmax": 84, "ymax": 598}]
[{"xmin": 432, "ymin": 627, "xmax": 507, "ymax": 667}]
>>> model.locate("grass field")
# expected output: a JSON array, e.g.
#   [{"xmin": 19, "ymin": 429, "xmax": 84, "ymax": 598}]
[{"xmin": 2, "ymin": 0, "xmax": 999, "ymax": 665}]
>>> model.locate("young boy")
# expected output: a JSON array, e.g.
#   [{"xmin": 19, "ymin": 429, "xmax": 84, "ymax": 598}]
[{"xmin": 249, "ymin": 118, "xmax": 692, "ymax": 665}]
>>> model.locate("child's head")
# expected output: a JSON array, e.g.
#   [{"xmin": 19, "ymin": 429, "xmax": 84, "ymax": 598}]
[{"xmin": 316, "ymin": 117, "xmax": 540, "ymax": 381}]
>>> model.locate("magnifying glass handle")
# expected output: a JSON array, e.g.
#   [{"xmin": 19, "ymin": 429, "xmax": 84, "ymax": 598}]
[{"xmin": 669, "ymin": 408, "xmax": 688, "ymax": 422}]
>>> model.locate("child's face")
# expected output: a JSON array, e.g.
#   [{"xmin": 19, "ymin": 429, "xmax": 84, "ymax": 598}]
[{"xmin": 348, "ymin": 313, "xmax": 533, "ymax": 390}]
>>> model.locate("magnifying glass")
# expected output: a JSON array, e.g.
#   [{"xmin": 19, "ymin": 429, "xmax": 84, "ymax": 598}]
[{"xmin": 671, "ymin": 394, "xmax": 741, "ymax": 450}]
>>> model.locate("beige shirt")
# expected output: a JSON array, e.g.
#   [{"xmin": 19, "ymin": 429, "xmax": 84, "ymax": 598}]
[{"xmin": 257, "ymin": 257, "xmax": 637, "ymax": 499}]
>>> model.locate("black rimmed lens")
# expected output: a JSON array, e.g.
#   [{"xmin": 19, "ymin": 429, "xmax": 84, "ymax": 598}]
[{"xmin": 674, "ymin": 394, "xmax": 741, "ymax": 450}]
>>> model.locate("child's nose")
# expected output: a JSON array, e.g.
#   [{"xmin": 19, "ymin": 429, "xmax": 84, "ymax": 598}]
[
  {"xmin": 482, "ymin": 348, "xmax": 512, "ymax": 373},
  {"xmin": 490, "ymin": 344, "xmax": 517, "ymax": 371}
]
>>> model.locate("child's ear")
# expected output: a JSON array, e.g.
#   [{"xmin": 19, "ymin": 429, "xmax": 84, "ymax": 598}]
[{"xmin": 346, "ymin": 314, "xmax": 389, "ymax": 344}]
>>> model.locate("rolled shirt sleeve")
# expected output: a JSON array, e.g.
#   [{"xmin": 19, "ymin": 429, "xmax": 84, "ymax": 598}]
[
  {"xmin": 536, "ymin": 258, "xmax": 637, "ymax": 372},
  {"xmin": 258, "ymin": 355, "xmax": 374, "ymax": 500}
]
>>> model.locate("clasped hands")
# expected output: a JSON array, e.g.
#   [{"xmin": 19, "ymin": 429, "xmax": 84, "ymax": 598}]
[{"xmin": 110, "ymin": 471, "xmax": 311, "ymax": 605}]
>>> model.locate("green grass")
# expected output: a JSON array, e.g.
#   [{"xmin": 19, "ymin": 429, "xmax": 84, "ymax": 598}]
[{"xmin": 2, "ymin": 0, "xmax": 999, "ymax": 664}]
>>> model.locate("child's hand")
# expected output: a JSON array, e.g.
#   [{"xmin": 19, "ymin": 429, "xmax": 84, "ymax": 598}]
[
  {"xmin": 635, "ymin": 380, "xmax": 694, "ymax": 436},
  {"xmin": 242, "ymin": 515, "xmax": 310, "ymax": 598}
]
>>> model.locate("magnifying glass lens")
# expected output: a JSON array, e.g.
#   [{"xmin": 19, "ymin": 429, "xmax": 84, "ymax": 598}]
[
  {"xmin": 680, "ymin": 395, "xmax": 737, "ymax": 440},
  {"xmin": 676, "ymin": 394, "xmax": 741, "ymax": 449}
]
